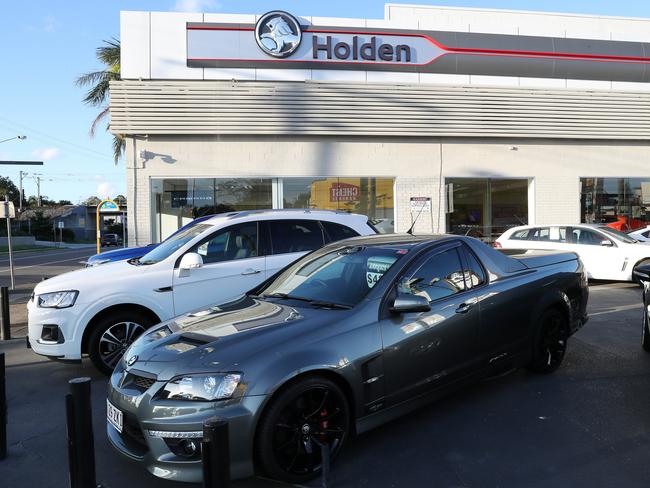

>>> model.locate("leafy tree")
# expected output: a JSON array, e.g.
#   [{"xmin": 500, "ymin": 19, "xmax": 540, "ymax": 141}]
[
  {"xmin": 0, "ymin": 176, "xmax": 19, "ymax": 205},
  {"xmin": 76, "ymin": 39, "xmax": 124, "ymax": 163}
]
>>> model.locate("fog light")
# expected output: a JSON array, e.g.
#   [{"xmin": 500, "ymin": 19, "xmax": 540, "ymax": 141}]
[
  {"xmin": 40, "ymin": 325, "xmax": 64, "ymax": 344},
  {"xmin": 179, "ymin": 439, "xmax": 199, "ymax": 456}
]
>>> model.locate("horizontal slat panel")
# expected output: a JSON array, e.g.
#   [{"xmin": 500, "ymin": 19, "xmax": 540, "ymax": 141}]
[{"xmin": 109, "ymin": 80, "xmax": 650, "ymax": 139}]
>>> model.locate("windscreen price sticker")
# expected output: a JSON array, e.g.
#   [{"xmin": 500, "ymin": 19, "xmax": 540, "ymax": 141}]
[{"xmin": 366, "ymin": 256, "xmax": 397, "ymax": 288}]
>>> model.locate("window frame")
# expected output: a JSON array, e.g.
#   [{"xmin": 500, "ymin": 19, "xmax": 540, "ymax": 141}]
[
  {"xmin": 177, "ymin": 221, "xmax": 264, "ymax": 267},
  {"xmin": 458, "ymin": 243, "xmax": 488, "ymax": 290},
  {"xmin": 393, "ymin": 241, "xmax": 473, "ymax": 305}
]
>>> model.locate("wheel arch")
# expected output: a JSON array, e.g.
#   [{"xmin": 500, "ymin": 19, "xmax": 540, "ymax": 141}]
[{"xmin": 81, "ymin": 303, "xmax": 161, "ymax": 354}]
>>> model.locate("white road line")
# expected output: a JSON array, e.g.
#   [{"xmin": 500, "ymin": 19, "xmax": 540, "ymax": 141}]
[
  {"xmin": 590, "ymin": 303, "xmax": 643, "ymax": 316},
  {"xmin": 0, "ymin": 255, "xmax": 91, "ymax": 274}
]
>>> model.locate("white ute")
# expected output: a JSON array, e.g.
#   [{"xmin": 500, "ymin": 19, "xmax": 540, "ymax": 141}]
[
  {"xmin": 27, "ymin": 210, "xmax": 377, "ymax": 373},
  {"xmin": 496, "ymin": 223, "xmax": 650, "ymax": 282}
]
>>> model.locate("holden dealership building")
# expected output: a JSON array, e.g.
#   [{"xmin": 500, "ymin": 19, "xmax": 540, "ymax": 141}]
[{"xmin": 112, "ymin": 4, "xmax": 650, "ymax": 245}]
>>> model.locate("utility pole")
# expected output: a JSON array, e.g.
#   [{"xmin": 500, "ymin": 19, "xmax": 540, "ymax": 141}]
[
  {"xmin": 36, "ymin": 175, "xmax": 41, "ymax": 207},
  {"xmin": 18, "ymin": 171, "xmax": 24, "ymax": 213}
]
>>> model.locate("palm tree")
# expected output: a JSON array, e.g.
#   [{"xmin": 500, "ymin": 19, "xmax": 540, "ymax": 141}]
[{"xmin": 76, "ymin": 39, "xmax": 124, "ymax": 163}]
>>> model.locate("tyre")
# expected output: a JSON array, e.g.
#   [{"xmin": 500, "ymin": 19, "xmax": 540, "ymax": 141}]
[
  {"xmin": 255, "ymin": 376, "xmax": 350, "ymax": 484},
  {"xmin": 642, "ymin": 306, "xmax": 650, "ymax": 352},
  {"xmin": 88, "ymin": 310, "xmax": 154, "ymax": 375},
  {"xmin": 527, "ymin": 308, "xmax": 569, "ymax": 374}
]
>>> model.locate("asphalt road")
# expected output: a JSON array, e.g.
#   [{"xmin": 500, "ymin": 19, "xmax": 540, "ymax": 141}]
[
  {"xmin": 1, "ymin": 282, "xmax": 649, "ymax": 488},
  {"xmin": 0, "ymin": 247, "xmax": 100, "ymax": 336}
]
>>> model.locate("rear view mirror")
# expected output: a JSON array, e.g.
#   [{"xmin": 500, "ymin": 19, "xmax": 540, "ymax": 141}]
[
  {"xmin": 390, "ymin": 294, "xmax": 431, "ymax": 314},
  {"xmin": 600, "ymin": 240, "xmax": 613, "ymax": 247},
  {"xmin": 179, "ymin": 252, "xmax": 203, "ymax": 270}
]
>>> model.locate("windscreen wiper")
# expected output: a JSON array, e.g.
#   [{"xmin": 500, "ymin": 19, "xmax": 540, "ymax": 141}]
[
  {"xmin": 308, "ymin": 300, "xmax": 352, "ymax": 310},
  {"xmin": 263, "ymin": 292, "xmax": 311, "ymax": 302}
]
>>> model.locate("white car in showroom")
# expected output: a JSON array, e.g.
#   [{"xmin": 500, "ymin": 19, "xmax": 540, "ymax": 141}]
[
  {"xmin": 628, "ymin": 225, "xmax": 650, "ymax": 242},
  {"xmin": 28, "ymin": 210, "xmax": 377, "ymax": 373},
  {"xmin": 495, "ymin": 223, "xmax": 650, "ymax": 282}
]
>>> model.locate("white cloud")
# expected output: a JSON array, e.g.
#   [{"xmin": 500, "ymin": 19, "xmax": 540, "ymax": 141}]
[
  {"xmin": 32, "ymin": 147, "xmax": 60, "ymax": 161},
  {"xmin": 171, "ymin": 0, "xmax": 219, "ymax": 12},
  {"xmin": 43, "ymin": 15, "xmax": 60, "ymax": 33},
  {"xmin": 97, "ymin": 181, "xmax": 117, "ymax": 199}
]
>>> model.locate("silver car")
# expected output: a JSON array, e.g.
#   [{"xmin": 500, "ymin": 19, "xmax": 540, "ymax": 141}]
[{"xmin": 107, "ymin": 234, "xmax": 587, "ymax": 483}]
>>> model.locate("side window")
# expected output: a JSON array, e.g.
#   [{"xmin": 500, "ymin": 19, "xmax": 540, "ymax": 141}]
[
  {"xmin": 530, "ymin": 227, "xmax": 550, "ymax": 241},
  {"xmin": 463, "ymin": 247, "xmax": 486, "ymax": 287},
  {"xmin": 322, "ymin": 221, "xmax": 360, "ymax": 243},
  {"xmin": 194, "ymin": 223, "xmax": 258, "ymax": 264},
  {"xmin": 568, "ymin": 228, "xmax": 607, "ymax": 246},
  {"xmin": 398, "ymin": 247, "xmax": 466, "ymax": 302},
  {"xmin": 269, "ymin": 220, "xmax": 325, "ymax": 255},
  {"xmin": 511, "ymin": 229, "xmax": 530, "ymax": 240},
  {"xmin": 642, "ymin": 230, "xmax": 650, "ymax": 238}
]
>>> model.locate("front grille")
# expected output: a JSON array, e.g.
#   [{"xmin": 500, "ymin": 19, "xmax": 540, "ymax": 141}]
[
  {"xmin": 132, "ymin": 375, "xmax": 156, "ymax": 390},
  {"xmin": 120, "ymin": 372, "xmax": 157, "ymax": 392}
]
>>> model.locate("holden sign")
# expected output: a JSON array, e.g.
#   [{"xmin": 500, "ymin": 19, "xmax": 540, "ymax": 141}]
[
  {"xmin": 255, "ymin": 11, "xmax": 302, "ymax": 58},
  {"xmin": 186, "ymin": 11, "xmax": 432, "ymax": 70}
]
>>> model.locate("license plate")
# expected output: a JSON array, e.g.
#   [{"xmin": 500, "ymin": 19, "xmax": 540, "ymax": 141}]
[{"xmin": 107, "ymin": 399, "xmax": 123, "ymax": 433}]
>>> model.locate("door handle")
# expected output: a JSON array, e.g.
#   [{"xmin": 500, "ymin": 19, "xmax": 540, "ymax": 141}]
[
  {"xmin": 241, "ymin": 268, "xmax": 261, "ymax": 276},
  {"xmin": 456, "ymin": 301, "xmax": 474, "ymax": 314}
]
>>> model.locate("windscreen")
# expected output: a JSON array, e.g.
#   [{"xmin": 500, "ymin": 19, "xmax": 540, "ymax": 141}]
[
  {"xmin": 261, "ymin": 246, "xmax": 404, "ymax": 307},
  {"xmin": 598, "ymin": 226, "xmax": 637, "ymax": 244},
  {"xmin": 138, "ymin": 224, "xmax": 211, "ymax": 265}
]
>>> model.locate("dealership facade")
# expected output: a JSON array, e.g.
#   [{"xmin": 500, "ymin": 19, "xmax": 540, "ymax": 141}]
[{"xmin": 113, "ymin": 4, "xmax": 650, "ymax": 244}]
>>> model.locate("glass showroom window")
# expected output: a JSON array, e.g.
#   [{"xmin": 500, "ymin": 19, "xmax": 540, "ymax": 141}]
[
  {"xmin": 581, "ymin": 177, "xmax": 650, "ymax": 231},
  {"xmin": 151, "ymin": 178, "xmax": 272, "ymax": 241},
  {"xmin": 283, "ymin": 177, "xmax": 395, "ymax": 232},
  {"xmin": 446, "ymin": 178, "xmax": 529, "ymax": 243}
]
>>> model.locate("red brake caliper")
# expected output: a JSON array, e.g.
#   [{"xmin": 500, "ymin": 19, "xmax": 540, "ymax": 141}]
[{"xmin": 319, "ymin": 408, "xmax": 329, "ymax": 442}]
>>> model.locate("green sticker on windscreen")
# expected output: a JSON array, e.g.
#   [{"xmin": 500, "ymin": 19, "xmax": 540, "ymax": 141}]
[{"xmin": 366, "ymin": 256, "xmax": 397, "ymax": 288}]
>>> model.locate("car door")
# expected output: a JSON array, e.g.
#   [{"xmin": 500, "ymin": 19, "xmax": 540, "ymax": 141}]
[
  {"xmin": 565, "ymin": 226, "xmax": 619, "ymax": 279},
  {"xmin": 379, "ymin": 242, "xmax": 483, "ymax": 406},
  {"xmin": 171, "ymin": 222, "xmax": 267, "ymax": 315},
  {"xmin": 263, "ymin": 219, "xmax": 327, "ymax": 278}
]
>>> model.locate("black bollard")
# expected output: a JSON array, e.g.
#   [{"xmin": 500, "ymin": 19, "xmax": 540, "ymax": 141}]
[
  {"xmin": 0, "ymin": 353, "xmax": 6, "ymax": 460},
  {"xmin": 201, "ymin": 417, "xmax": 230, "ymax": 488},
  {"xmin": 0, "ymin": 287, "xmax": 9, "ymax": 341},
  {"xmin": 66, "ymin": 377, "xmax": 97, "ymax": 488}
]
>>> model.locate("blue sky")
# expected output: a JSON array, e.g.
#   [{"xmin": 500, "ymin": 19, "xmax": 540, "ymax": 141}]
[{"xmin": 2, "ymin": 0, "xmax": 650, "ymax": 203}]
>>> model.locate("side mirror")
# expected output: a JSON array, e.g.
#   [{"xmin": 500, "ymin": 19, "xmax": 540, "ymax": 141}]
[
  {"xmin": 390, "ymin": 294, "xmax": 431, "ymax": 314},
  {"xmin": 179, "ymin": 252, "xmax": 203, "ymax": 270},
  {"xmin": 600, "ymin": 240, "xmax": 613, "ymax": 247}
]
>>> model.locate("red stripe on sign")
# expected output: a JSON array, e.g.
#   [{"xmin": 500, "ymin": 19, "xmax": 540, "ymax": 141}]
[{"xmin": 187, "ymin": 25, "xmax": 650, "ymax": 64}]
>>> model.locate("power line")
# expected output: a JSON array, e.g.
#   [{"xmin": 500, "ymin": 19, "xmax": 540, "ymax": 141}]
[{"xmin": 0, "ymin": 116, "xmax": 116, "ymax": 162}]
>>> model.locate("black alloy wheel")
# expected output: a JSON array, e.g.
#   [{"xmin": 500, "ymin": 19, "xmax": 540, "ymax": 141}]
[
  {"xmin": 256, "ymin": 377, "xmax": 350, "ymax": 483},
  {"xmin": 642, "ymin": 304, "xmax": 650, "ymax": 352},
  {"xmin": 88, "ymin": 310, "xmax": 154, "ymax": 375},
  {"xmin": 528, "ymin": 308, "xmax": 569, "ymax": 374}
]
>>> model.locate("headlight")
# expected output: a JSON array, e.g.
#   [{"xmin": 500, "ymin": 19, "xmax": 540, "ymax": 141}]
[
  {"xmin": 157, "ymin": 373, "xmax": 242, "ymax": 401},
  {"xmin": 37, "ymin": 291, "xmax": 79, "ymax": 309}
]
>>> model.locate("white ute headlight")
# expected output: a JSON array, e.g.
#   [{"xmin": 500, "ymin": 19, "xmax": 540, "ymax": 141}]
[
  {"xmin": 37, "ymin": 291, "xmax": 79, "ymax": 309},
  {"xmin": 158, "ymin": 373, "xmax": 242, "ymax": 401}
]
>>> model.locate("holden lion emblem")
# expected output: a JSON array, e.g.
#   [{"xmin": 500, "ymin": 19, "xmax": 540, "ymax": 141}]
[{"xmin": 255, "ymin": 11, "xmax": 302, "ymax": 58}]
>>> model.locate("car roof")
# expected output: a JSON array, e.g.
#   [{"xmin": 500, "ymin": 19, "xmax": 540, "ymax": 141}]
[
  {"xmin": 199, "ymin": 208, "xmax": 368, "ymax": 225},
  {"xmin": 321, "ymin": 233, "xmax": 455, "ymax": 249}
]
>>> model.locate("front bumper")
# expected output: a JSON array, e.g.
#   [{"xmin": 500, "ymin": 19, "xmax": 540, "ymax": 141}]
[
  {"xmin": 27, "ymin": 297, "xmax": 85, "ymax": 360},
  {"xmin": 106, "ymin": 365, "xmax": 266, "ymax": 483}
]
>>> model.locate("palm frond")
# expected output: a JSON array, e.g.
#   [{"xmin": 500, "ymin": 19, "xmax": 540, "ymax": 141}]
[
  {"xmin": 97, "ymin": 39, "xmax": 121, "ymax": 67},
  {"xmin": 75, "ymin": 70, "xmax": 109, "ymax": 88},
  {"xmin": 90, "ymin": 106, "xmax": 110, "ymax": 137},
  {"xmin": 82, "ymin": 78, "xmax": 111, "ymax": 107},
  {"xmin": 112, "ymin": 133, "xmax": 125, "ymax": 164}
]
